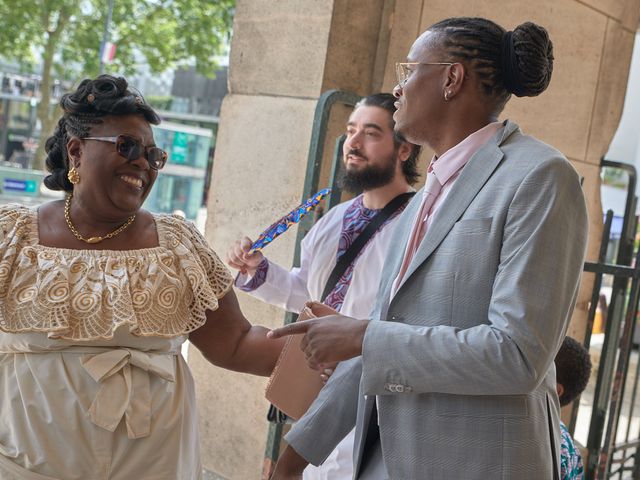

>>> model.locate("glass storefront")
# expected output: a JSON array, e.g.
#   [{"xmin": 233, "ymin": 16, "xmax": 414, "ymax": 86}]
[
  {"xmin": 146, "ymin": 174, "xmax": 205, "ymax": 220},
  {"xmin": 0, "ymin": 95, "xmax": 39, "ymax": 167},
  {"xmin": 152, "ymin": 124, "xmax": 210, "ymax": 169},
  {"xmin": 144, "ymin": 121, "xmax": 212, "ymax": 219}
]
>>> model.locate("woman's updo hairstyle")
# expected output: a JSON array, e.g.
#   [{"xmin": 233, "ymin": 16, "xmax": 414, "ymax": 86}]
[
  {"xmin": 44, "ymin": 74, "xmax": 161, "ymax": 192},
  {"xmin": 429, "ymin": 17, "xmax": 554, "ymax": 108}
]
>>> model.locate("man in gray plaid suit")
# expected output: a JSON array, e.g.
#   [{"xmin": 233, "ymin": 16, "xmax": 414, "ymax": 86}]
[{"xmin": 269, "ymin": 17, "xmax": 588, "ymax": 480}]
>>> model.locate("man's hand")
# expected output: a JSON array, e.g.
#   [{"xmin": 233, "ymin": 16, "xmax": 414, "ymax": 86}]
[
  {"xmin": 270, "ymin": 445, "xmax": 308, "ymax": 479},
  {"xmin": 226, "ymin": 236, "xmax": 264, "ymax": 276},
  {"xmin": 268, "ymin": 314, "xmax": 369, "ymax": 370},
  {"xmin": 320, "ymin": 364, "xmax": 337, "ymax": 384}
]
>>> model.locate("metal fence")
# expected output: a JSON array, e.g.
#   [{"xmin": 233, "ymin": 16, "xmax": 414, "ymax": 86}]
[{"xmin": 579, "ymin": 160, "xmax": 640, "ymax": 479}]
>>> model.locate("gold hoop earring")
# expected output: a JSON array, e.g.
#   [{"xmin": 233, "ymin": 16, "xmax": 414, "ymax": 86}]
[{"xmin": 67, "ymin": 167, "xmax": 80, "ymax": 185}]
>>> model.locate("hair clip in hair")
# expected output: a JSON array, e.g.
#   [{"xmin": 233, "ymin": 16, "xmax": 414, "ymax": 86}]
[
  {"xmin": 87, "ymin": 93, "xmax": 95, "ymax": 104},
  {"xmin": 135, "ymin": 95, "xmax": 143, "ymax": 105}
]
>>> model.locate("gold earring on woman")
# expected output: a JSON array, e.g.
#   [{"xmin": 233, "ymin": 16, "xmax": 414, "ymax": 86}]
[
  {"xmin": 444, "ymin": 90, "xmax": 450, "ymax": 102},
  {"xmin": 67, "ymin": 167, "xmax": 80, "ymax": 185}
]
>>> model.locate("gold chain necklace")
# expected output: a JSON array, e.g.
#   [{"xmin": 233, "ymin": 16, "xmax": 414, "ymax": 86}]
[{"xmin": 64, "ymin": 193, "xmax": 136, "ymax": 244}]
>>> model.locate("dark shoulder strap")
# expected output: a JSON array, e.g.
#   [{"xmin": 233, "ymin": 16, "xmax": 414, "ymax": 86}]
[{"xmin": 320, "ymin": 192, "xmax": 415, "ymax": 302}]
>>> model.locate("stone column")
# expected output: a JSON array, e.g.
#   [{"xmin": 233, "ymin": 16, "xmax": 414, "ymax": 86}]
[{"xmin": 189, "ymin": 2, "xmax": 389, "ymax": 478}]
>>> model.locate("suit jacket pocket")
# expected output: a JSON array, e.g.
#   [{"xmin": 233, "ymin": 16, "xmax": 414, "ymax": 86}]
[
  {"xmin": 435, "ymin": 393, "xmax": 528, "ymax": 418},
  {"xmin": 450, "ymin": 217, "xmax": 493, "ymax": 235}
]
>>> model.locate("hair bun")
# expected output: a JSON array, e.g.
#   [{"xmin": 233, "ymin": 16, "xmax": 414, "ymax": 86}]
[
  {"xmin": 90, "ymin": 75, "xmax": 128, "ymax": 99},
  {"xmin": 60, "ymin": 75, "xmax": 130, "ymax": 114},
  {"xmin": 507, "ymin": 22, "xmax": 554, "ymax": 97}
]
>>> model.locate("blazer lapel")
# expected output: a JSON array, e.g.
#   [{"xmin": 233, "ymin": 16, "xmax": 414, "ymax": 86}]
[{"xmin": 394, "ymin": 121, "xmax": 519, "ymax": 294}]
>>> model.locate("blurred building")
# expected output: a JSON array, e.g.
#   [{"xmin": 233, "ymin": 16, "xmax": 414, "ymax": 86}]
[
  {"xmin": 127, "ymin": 54, "xmax": 175, "ymax": 98},
  {"xmin": 170, "ymin": 66, "xmax": 228, "ymax": 116},
  {"xmin": 147, "ymin": 66, "xmax": 227, "ymax": 221},
  {"xmin": 145, "ymin": 121, "xmax": 213, "ymax": 219},
  {"xmin": 0, "ymin": 69, "xmax": 69, "ymax": 169},
  {"xmin": 0, "ymin": 63, "xmax": 228, "ymax": 223}
]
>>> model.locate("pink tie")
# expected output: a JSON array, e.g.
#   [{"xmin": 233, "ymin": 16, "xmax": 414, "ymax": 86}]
[{"xmin": 393, "ymin": 170, "xmax": 442, "ymax": 294}]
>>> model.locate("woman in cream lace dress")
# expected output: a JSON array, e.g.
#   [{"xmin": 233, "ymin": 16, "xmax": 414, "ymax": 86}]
[{"xmin": 0, "ymin": 75, "xmax": 284, "ymax": 480}]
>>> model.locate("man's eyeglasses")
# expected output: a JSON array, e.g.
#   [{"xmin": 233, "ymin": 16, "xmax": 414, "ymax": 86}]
[
  {"xmin": 84, "ymin": 134, "xmax": 168, "ymax": 170},
  {"xmin": 395, "ymin": 62, "xmax": 454, "ymax": 86}
]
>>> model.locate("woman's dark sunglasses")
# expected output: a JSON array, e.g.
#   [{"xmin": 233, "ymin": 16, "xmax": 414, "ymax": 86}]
[{"xmin": 84, "ymin": 134, "xmax": 168, "ymax": 170}]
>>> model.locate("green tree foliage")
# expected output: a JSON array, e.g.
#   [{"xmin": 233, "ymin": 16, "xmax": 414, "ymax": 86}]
[
  {"xmin": 0, "ymin": 0, "xmax": 235, "ymax": 169},
  {"xmin": 146, "ymin": 95, "xmax": 173, "ymax": 111}
]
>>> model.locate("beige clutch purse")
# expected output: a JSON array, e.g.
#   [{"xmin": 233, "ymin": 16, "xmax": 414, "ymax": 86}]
[{"xmin": 265, "ymin": 302, "xmax": 337, "ymax": 420}]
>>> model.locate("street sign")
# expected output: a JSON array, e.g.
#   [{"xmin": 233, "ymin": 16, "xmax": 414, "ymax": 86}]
[
  {"xmin": 3, "ymin": 178, "xmax": 37, "ymax": 193},
  {"xmin": 171, "ymin": 131, "xmax": 189, "ymax": 164}
]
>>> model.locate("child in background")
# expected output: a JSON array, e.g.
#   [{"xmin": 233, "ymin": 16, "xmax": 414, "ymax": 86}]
[{"xmin": 555, "ymin": 336, "xmax": 593, "ymax": 480}]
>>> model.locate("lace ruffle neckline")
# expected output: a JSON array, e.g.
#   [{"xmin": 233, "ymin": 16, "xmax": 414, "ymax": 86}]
[{"xmin": 0, "ymin": 204, "xmax": 233, "ymax": 341}]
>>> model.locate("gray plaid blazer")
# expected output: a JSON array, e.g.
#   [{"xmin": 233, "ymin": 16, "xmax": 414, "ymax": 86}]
[{"xmin": 286, "ymin": 121, "xmax": 589, "ymax": 480}]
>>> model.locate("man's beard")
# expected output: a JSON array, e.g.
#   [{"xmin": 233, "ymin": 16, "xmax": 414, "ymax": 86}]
[{"xmin": 339, "ymin": 150, "xmax": 397, "ymax": 194}]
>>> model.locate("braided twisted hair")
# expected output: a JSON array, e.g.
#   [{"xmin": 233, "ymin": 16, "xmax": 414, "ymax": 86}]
[
  {"xmin": 429, "ymin": 18, "xmax": 554, "ymax": 110},
  {"xmin": 44, "ymin": 75, "xmax": 161, "ymax": 192},
  {"xmin": 555, "ymin": 336, "xmax": 592, "ymax": 407}
]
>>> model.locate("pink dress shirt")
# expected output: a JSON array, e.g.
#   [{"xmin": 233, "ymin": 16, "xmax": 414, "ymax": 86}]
[{"xmin": 391, "ymin": 121, "xmax": 503, "ymax": 297}]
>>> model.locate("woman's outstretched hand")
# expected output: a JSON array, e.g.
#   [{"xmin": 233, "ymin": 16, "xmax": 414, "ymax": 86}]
[{"xmin": 270, "ymin": 446, "xmax": 308, "ymax": 479}]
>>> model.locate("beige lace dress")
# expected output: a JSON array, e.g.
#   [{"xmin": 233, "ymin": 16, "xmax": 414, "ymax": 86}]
[{"xmin": 0, "ymin": 204, "xmax": 233, "ymax": 480}]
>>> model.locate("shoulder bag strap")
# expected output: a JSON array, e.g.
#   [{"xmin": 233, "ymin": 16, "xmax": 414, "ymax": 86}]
[{"xmin": 320, "ymin": 191, "xmax": 415, "ymax": 302}]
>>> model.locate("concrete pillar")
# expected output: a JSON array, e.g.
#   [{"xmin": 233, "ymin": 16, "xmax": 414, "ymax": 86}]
[
  {"xmin": 190, "ymin": 2, "xmax": 389, "ymax": 478},
  {"xmin": 192, "ymin": 1, "xmax": 640, "ymax": 478}
]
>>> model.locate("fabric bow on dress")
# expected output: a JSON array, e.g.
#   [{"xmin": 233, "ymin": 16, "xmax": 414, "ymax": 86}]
[{"xmin": 81, "ymin": 348, "xmax": 176, "ymax": 439}]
